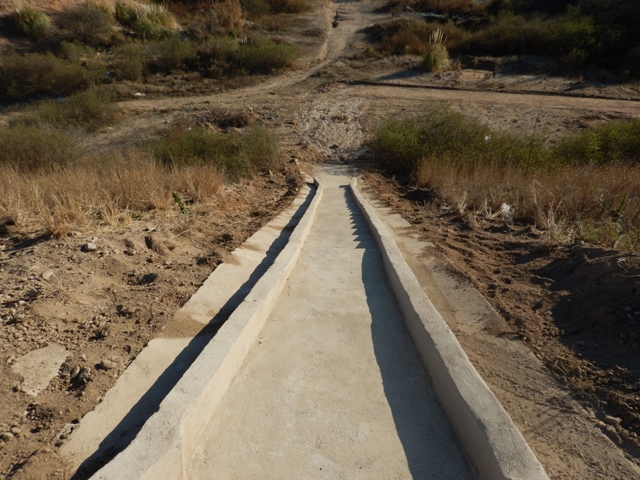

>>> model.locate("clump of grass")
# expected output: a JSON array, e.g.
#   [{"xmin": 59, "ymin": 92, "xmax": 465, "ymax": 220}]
[
  {"xmin": 0, "ymin": 150, "xmax": 224, "ymax": 235},
  {"xmin": 0, "ymin": 52, "xmax": 106, "ymax": 102},
  {"xmin": 56, "ymin": 3, "xmax": 115, "ymax": 47},
  {"xmin": 145, "ymin": 38, "xmax": 198, "ymax": 72},
  {"xmin": 115, "ymin": 0, "xmax": 177, "ymax": 40},
  {"xmin": 556, "ymin": 120, "xmax": 640, "ymax": 165},
  {"xmin": 110, "ymin": 43, "xmax": 144, "ymax": 81},
  {"xmin": 421, "ymin": 29, "xmax": 450, "ymax": 72},
  {"xmin": 0, "ymin": 124, "xmax": 81, "ymax": 173},
  {"xmin": 371, "ymin": 108, "xmax": 640, "ymax": 250},
  {"xmin": 232, "ymin": 38, "xmax": 297, "ymax": 74},
  {"xmin": 29, "ymin": 89, "xmax": 118, "ymax": 132},
  {"xmin": 9, "ymin": 7, "xmax": 51, "ymax": 40},
  {"xmin": 147, "ymin": 123, "xmax": 279, "ymax": 181}
]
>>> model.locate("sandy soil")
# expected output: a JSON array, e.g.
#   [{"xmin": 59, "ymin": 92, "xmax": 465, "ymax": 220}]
[{"xmin": 2, "ymin": 0, "xmax": 640, "ymax": 478}]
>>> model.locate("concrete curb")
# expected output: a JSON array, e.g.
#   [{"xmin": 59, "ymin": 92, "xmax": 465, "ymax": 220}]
[
  {"xmin": 91, "ymin": 179, "xmax": 323, "ymax": 480},
  {"xmin": 350, "ymin": 178, "xmax": 548, "ymax": 480}
]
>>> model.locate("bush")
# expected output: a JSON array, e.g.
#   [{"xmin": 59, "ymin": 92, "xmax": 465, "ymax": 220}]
[
  {"xmin": 0, "ymin": 125, "xmax": 80, "ymax": 172},
  {"xmin": 9, "ymin": 7, "xmax": 51, "ymax": 40},
  {"xmin": 371, "ymin": 107, "xmax": 541, "ymax": 177},
  {"xmin": 57, "ymin": 4, "xmax": 115, "ymax": 47},
  {"xmin": 555, "ymin": 120, "xmax": 640, "ymax": 165},
  {"xmin": 32, "ymin": 89, "xmax": 117, "ymax": 131},
  {"xmin": 233, "ymin": 38, "xmax": 297, "ymax": 73},
  {"xmin": 0, "ymin": 53, "xmax": 106, "ymax": 102},
  {"xmin": 147, "ymin": 123, "xmax": 279, "ymax": 181},
  {"xmin": 187, "ymin": 0, "xmax": 243, "ymax": 37},
  {"xmin": 110, "ymin": 43, "xmax": 144, "ymax": 81},
  {"xmin": 421, "ymin": 30, "xmax": 450, "ymax": 71},
  {"xmin": 115, "ymin": 0, "xmax": 176, "ymax": 40},
  {"xmin": 145, "ymin": 38, "xmax": 198, "ymax": 72},
  {"xmin": 195, "ymin": 36, "xmax": 238, "ymax": 76}
]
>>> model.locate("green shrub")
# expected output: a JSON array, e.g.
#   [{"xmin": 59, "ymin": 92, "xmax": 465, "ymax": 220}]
[
  {"xmin": 147, "ymin": 124, "xmax": 279, "ymax": 181},
  {"xmin": 371, "ymin": 107, "xmax": 541, "ymax": 177},
  {"xmin": 0, "ymin": 124, "xmax": 80, "ymax": 172},
  {"xmin": 0, "ymin": 53, "xmax": 106, "ymax": 102},
  {"xmin": 57, "ymin": 4, "xmax": 115, "ymax": 47},
  {"xmin": 10, "ymin": 7, "xmax": 51, "ymax": 40},
  {"xmin": 145, "ymin": 38, "xmax": 198, "ymax": 72},
  {"xmin": 110, "ymin": 43, "xmax": 144, "ymax": 81},
  {"xmin": 421, "ymin": 30, "xmax": 450, "ymax": 72},
  {"xmin": 32, "ymin": 89, "xmax": 117, "ymax": 131},
  {"xmin": 195, "ymin": 36, "xmax": 238, "ymax": 76},
  {"xmin": 115, "ymin": 0, "xmax": 176, "ymax": 40},
  {"xmin": 556, "ymin": 120, "xmax": 640, "ymax": 165},
  {"xmin": 422, "ymin": 43, "xmax": 450, "ymax": 71},
  {"xmin": 233, "ymin": 38, "xmax": 297, "ymax": 74}
]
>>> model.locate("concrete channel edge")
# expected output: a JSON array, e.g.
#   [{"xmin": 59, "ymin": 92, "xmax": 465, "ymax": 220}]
[
  {"xmin": 350, "ymin": 177, "xmax": 549, "ymax": 480},
  {"xmin": 90, "ymin": 178, "xmax": 324, "ymax": 480}
]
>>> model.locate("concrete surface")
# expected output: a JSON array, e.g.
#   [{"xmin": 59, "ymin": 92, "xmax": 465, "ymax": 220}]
[
  {"xmin": 62, "ymin": 180, "xmax": 316, "ymax": 477},
  {"xmin": 350, "ymin": 177, "xmax": 549, "ymax": 480},
  {"xmin": 11, "ymin": 343, "xmax": 69, "ymax": 396},
  {"xmin": 88, "ymin": 178, "xmax": 323, "ymax": 480},
  {"xmin": 186, "ymin": 166, "xmax": 473, "ymax": 479}
]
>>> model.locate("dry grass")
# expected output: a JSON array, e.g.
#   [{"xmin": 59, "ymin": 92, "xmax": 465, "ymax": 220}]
[
  {"xmin": 372, "ymin": 109, "xmax": 640, "ymax": 251},
  {"xmin": 0, "ymin": 150, "xmax": 224, "ymax": 236},
  {"xmin": 414, "ymin": 159, "xmax": 640, "ymax": 251}
]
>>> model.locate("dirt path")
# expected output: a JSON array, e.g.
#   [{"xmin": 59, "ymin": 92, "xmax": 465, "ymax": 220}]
[{"xmin": 186, "ymin": 166, "xmax": 474, "ymax": 479}]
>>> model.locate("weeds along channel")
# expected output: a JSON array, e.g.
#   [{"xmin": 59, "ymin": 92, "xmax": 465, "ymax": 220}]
[{"xmin": 370, "ymin": 107, "xmax": 640, "ymax": 251}]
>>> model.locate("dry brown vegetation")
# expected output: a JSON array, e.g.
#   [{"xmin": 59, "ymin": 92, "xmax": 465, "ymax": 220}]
[{"xmin": 371, "ymin": 108, "xmax": 640, "ymax": 252}]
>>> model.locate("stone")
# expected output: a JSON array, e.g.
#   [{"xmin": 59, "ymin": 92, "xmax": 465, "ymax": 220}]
[
  {"xmin": 604, "ymin": 415, "xmax": 622, "ymax": 426},
  {"xmin": 11, "ymin": 344, "xmax": 69, "ymax": 396},
  {"xmin": 10, "ymin": 426, "xmax": 22, "ymax": 436},
  {"xmin": 97, "ymin": 359, "xmax": 117, "ymax": 370},
  {"xmin": 81, "ymin": 242, "xmax": 97, "ymax": 252},
  {"xmin": 41, "ymin": 271, "xmax": 55, "ymax": 281}
]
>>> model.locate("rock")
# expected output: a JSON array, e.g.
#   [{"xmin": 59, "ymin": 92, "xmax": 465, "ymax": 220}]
[
  {"xmin": 11, "ymin": 344, "xmax": 69, "ymax": 396},
  {"xmin": 10, "ymin": 426, "xmax": 22, "ymax": 436},
  {"xmin": 124, "ymin": 248, "xmax": 137, "ymax": 256},
  {"xmin": 97, "ymin": 359, "xmax": 117, "ymax": 370},
  {"xmin": 0, "ymin": 432, "xmax": 14, "ymax": 442},
  {"xmin": 41, "ymin": 271, "xmax": 55, "ymax": 281},
  {"xmin": 81, "ymin": 242, "xmax": 97, "ymax": 252},
  {"xmin": 133, "ymin": 92, "xmax": 145, "ymax": 97},
  {"xmin": 604, "ymin": 415, "xmax": 622, "ymax": 426}
]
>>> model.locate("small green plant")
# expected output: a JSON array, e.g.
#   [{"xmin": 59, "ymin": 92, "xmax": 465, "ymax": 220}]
[
  {"xmin": 10, "ymin": 7, "xmax": 51, "ymax": 40},
  {"xmin": 421, "ymin": 29, "xmax": 450, "ymax": 72},
  {"xmin": 172, "ymin": 192, "xmax": 190, "ymax": 214}
]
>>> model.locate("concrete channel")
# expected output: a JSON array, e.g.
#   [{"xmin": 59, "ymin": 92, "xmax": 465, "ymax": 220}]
[{"xmin": 70, "ymin": 166, "xmax": 547, "ymax": 479}]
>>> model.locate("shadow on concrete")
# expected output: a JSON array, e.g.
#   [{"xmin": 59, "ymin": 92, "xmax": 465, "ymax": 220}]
[
  {"xmin": 341, "ymin": 186, "xmax": 472, "ymax": 479},
  {"xmin": 70, "ymin": 184, "xmax": 316, "ymax": 479}
]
